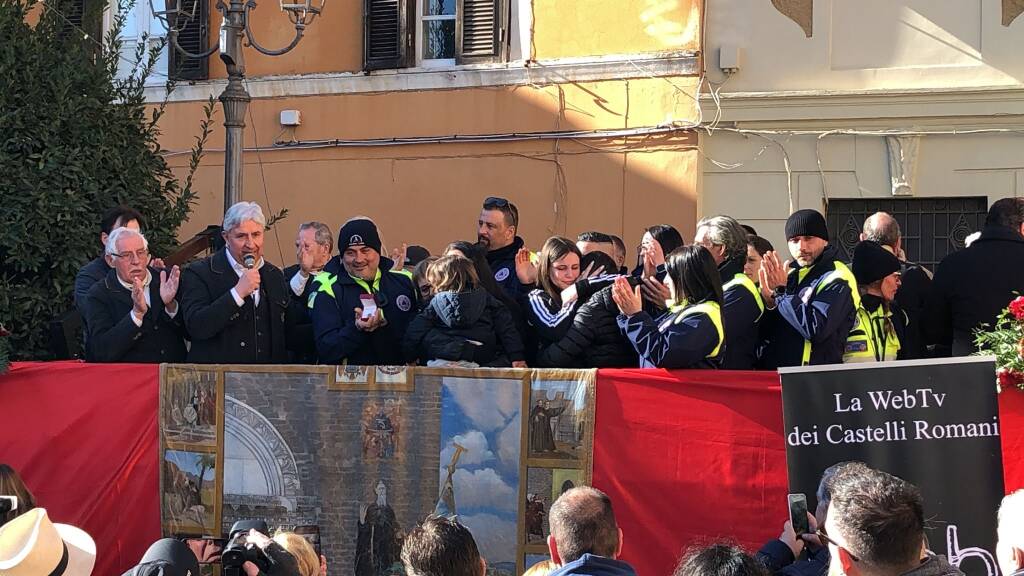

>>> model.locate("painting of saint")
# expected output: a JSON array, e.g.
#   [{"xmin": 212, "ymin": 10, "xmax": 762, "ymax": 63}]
[
  {"xmin": 361, "ymin": 401, "xmax": 401, "ymax": 459},
  {"xmin": 526, "ymin": 493, "xmax": 546, "ymax": 542},
  {"xmin": 529, "ymin": 399, "xmax": 566, "ymax": 454},
  {"xmin": 354, "ymin": 480, "xmax": 402, "ymax": 576},
  {"xmin": 162, "ymin": 368, "xmax": 218, "ymax": 446},
  {"xmin": 162, "ymin": 449, "xmax": 217, "ymax": 532}
]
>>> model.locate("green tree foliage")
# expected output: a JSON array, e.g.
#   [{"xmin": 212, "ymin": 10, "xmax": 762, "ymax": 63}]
[{"xmin": 0, "ymin": 0, "xmax": 212, "ymax": 359}]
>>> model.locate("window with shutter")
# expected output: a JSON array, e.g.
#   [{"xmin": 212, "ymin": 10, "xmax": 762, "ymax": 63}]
[
  {"xmin": 364, "ymin": 0, "xmax": 414, "ymax": 70},
  {"xmin": 456, "ymin": 0, "xmax": 506, "ymax": 64},
  {"xmin": 64, "ymin": 0, "xmax": 103, "ymax": 45},
  {"xmin": 168, "ymin": 0, "xmax": 210, "ymax": 81}
]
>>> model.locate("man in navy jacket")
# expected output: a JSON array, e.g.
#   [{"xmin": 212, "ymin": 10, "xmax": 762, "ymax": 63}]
[{"xmin": 310, "ymin": 218, "xmax": 419, "ymax": 365}]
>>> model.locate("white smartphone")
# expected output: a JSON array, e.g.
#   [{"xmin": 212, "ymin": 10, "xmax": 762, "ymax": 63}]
[{"xmin": 360, "ymin": 294, "xmax": 378, "ymax": 319}]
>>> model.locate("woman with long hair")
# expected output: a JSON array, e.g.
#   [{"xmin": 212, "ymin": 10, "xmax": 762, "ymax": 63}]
[
  {"xmin": 0, "ymin": 463, "xmax": 36, "ymax": 527},
  {"xmin": 613, "ymin": 245, "xmax": 725, "ymax": 369}
]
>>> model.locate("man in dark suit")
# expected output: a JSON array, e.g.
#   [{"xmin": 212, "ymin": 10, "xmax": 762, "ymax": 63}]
[
  {"xmin": 283, "ymin": 221, "xmax": 333, "ymax": 363},
  {"xmin": 179, "ymin": 201, "xmax": 292, "ymax": 364},
  {"xmin": 83, "ymin": 227, "xmax": 187, "ymax": 362}
]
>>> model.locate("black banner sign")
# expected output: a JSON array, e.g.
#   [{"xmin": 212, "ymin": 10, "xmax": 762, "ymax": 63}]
[{"xmin": 780, "ymin": 357, "xmax": 1003, "ymax": 576}]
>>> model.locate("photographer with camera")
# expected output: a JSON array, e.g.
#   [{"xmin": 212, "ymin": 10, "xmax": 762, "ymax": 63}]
[
  {"xmin": 222, "ymin": 521, "xmax": 301, "ymax": 576},
  {"xmin": 0, "ymin": 463, "xmax": 36, "ymax": 527}
]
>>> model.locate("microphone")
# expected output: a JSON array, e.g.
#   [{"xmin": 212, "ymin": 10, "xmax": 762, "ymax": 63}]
[
  {"xmin": 241, "ymin": 253, "xmax": 258, "ymax": 360},
  {"xmin": 243, "ymin": 254, "xmax": 256, "ymax": 269}
]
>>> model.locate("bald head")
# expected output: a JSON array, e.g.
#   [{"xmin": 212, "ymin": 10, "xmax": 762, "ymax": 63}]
[
  {"xmin": 548, "ymin": 486, "xmax": 621, "ymax": 564},
  {"xmin": 861, "ymin": 212, "xmax": 901, "ymax": 251}
]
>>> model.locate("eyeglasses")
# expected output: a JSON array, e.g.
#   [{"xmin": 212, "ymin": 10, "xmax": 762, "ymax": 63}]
[
  {"xmin": 816, "ymin": 528, "xmax": 860, "ymax": 562},
  {"xmin": 112, "ymin": 249, "xmax": 150, "ymax": 262},
  {"xmin": 418, "ymin": 284, "xmax": 432, "ymax": 296}
]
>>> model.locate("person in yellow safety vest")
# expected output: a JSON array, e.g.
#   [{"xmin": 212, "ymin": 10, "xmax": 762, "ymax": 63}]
[
  {"xmin": 612, "ymin": 245, "xmax": 725, "ymax": 369},
  {"xmin": 696, "ymin": 215, "xmax": 765, "ymax": 370},
  {"xmin": 759, "ymin": 210, "xmax": 859, "ymax": 368},
  {"xmin": 845, "ymin": 240, "xmax": 906, "ymax": 363},
  {"xmin": 309, "ymin": 218, "xmax": 419, "ymax": 365}
]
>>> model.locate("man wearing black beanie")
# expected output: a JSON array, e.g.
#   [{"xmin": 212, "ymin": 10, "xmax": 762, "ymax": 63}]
[
  {"xmin": 758, "ymin": 209, "xmax": 859, "ymax": 367},
  {"xmin": 844, "ymin": 240, "xmax": 905, "ymax": 363},
  {"xmin": 308, "ymin": 217, "xmax": 420, "ymax": 365}
]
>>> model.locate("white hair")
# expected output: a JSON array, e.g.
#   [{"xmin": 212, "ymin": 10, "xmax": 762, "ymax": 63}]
[
  {"xmin": 999, "ymin": 490, "xmax": 1024, "ymax": 547},
  {"xmin": 223, "ymin": 202, "xmax": 267, "ymax": 232},
  {"xmin": 105, "ymin": 226, "xmax": 148, "ymax": 256}
]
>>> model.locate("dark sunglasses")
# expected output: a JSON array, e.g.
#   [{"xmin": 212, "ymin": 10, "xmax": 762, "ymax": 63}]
[
  {"xmin": 483, "ymin": 196, "xmax": 509, "ymax": 208},
  {"xmin": 816, "ymin": 528, "xmax": 860, "ymax": 562}
]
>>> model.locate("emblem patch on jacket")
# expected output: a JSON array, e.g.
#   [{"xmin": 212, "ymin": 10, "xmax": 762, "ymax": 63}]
[
  {"xmin": 494, "ymin": 268, "xmax": 510, "ymax": 282},
  {"xmin": 396, "ymin": 294, "xmax": 412, "ymax": 312}
]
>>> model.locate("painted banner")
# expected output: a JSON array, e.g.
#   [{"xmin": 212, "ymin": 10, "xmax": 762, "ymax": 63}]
[
  {"xmin": 781, "ymin": 357, "xmax": 1004, "ymax": 576},
  {"xmin": 158, "ymin": 364, "xmax": 596, "ymax": 576}
]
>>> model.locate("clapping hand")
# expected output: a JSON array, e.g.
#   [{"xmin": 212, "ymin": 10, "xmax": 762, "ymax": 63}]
[
  {"xmin": 391, "ymin": 244, "xmax": 408, "ymax": 271},
  {"xmin": 758, "ymin": 251, "xmax": 790, "ymax": 304},
  {"xmin": 611, "ymin": 276, "xmax": 642, "ymax": 317},
  {"xmin": 131, "ymin": 277, "xmax": 149, "ymax": 316},
  {"xmin": 159, "ymin": 266, "xmax": 181, "ymax": 312},
  {"xmin": 515, "ymin": 248, "xmax": 538, "ymax": 285},
  {"xmin": 640, "ymin": 276, "xmax": 670, "ymax": 309}
]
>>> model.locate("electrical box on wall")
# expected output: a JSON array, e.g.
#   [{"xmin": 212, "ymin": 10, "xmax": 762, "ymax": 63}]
[
  {"xmin": 280, "ymin": 110, "xmax": 302, "ymax": 126},
  {"xmin": 719, "ymin": 44, "xmax": 742, "ymax": 74}
]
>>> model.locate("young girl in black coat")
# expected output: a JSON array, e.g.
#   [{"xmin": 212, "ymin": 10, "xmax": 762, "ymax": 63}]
[{"xmin": 402, "ymin": 255, "xmax": 525, "ymax": 367}]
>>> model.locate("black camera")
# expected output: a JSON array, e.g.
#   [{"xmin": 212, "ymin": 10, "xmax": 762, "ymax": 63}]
[
  {"xmin": 222, "ymin": 520, "xmax": 272, "ymax": 576},
  {"xmin": 0, "ymin": 496, "xmax": 17, "ymax": 515}
]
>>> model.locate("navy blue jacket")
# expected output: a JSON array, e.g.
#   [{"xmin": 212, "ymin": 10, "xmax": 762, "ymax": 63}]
[
  {"xmin": 310, "ymin": 255, "xmax": 418, "ymax": 365},
  {"xmin": 550, "ymin": 554, "xmax": 638, "ymax": 576},
  {"xmin": 762, "ymin": 245, "xmax": 857, "ymax": 368},
  {"xmin": 486, "ymin": 236, "xmax": 528, "ymax": 299},
  {"xmin": 719, "ymin": 256, "xmax": 763, "ymax": 370},
  {"xmin": 757, "ymin": 539, "xmax": 829, "ymax": 576},
  {"xmin": 617, "ymin": 304, "xmax": 723, "ymax": 369},
  {"xmin": 535, "ymin": 278, "xmax": 638, "ymax": 368},
  {"xmin": 75, "ymin": 256, "xmax": 110, "ymax": 325}
]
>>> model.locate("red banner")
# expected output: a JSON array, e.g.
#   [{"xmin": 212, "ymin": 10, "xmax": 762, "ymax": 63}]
[{"xmin": 2, "ymin": 363, "xmax": 1022, "ymax": 576}]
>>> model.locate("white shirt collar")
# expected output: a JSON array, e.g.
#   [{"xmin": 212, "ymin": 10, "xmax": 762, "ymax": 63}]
[
  {"xmin": 117, "ymin": 270, "xmax": 153, "ymax": 291},
  {"xmin": 225, "ymin": 249, "xmax": 265, "ymax": 274}
]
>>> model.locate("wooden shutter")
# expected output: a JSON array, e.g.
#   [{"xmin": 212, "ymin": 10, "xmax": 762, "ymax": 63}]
[
  {"xmin": 364, "ymin": 0, "xmax": 414, "ymax": 70},
  {"xmin": 64, "ymin": 0, "xmax": 103, "ymax": 46},
  {"xmin": 456, "ymin": 0, "xmax": 508, "ymax": 64},
  {"xmin": 169, "ymin": 0, "xmax": 210, "ymax": 81}
]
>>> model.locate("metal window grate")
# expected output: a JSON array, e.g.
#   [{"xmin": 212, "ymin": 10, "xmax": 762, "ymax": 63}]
[{"xmin": 826, "ymin": 197, "xmax": 988, "ymax": 271}]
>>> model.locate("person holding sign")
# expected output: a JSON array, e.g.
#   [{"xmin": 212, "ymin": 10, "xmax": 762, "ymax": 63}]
[
  {"xmin": 309, "ymin": 218, "xmax": 419, "ymax": 365},
  {"xmin": 845, "ymin": 241, "xmax": 906, "ymax": 363},
  {"xmin": 759, "ymin": 210, "xmax": 859, "ymax": 368},
  {"xmin": 612, "ymin": 245, "xmax": 725, "ymax": 369}
]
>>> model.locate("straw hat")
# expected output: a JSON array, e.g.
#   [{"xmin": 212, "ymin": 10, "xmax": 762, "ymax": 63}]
[{"xmin": 0, "ymin": 508, "xmax": 96, "ymax": 576}]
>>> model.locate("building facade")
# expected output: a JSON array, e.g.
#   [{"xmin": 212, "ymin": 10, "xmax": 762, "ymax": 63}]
[
  {"xmin": 132, "ymin": 0, "xmax": 703, "ymax": 260},
  {"xmin": 700, "ymin": 0, "xmax": 1024, "ymax": 265}
]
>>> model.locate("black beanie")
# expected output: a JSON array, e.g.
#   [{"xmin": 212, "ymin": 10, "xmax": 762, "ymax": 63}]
[
  {"xmin": 338, "ymin": 218, "xmax": 382, "ymax": 254},
  {"xmin": 852, "ymin": 240, "xmax": 900, "ymax": 285},
  {"xmin": 785, "ymin": 209, "xmax": 829, "ymax": 241}
]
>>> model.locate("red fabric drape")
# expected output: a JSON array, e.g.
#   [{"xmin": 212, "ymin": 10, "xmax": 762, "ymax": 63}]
[
  {"xmin": 0, "ymin": 362, "xmax": 161, "ymax": 576},
  {"xmin": 592, "ymin": 369, "xmax": 788, "ymax": 576},
  {"xmin": 2, "ymin": 363, "xmax": 1022, "ymax": 576}
]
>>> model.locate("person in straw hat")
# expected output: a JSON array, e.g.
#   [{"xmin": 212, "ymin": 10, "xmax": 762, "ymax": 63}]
[{"xmin": 0, "ymin": 507, "xmax": 96, "ymax": 576}]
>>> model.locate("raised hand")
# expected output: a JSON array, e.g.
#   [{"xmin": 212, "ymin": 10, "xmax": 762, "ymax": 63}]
[
  {"xmin": 391, "ymin": 244, "xmax": 408, "ymax": 271},
  {"xmin": 640, "ymin": 276, "xmax": 670, "ymax": 309},
  {"xmin": 159, "ymin": 266, "xmax": 181, "ymax": 307},
  {"xmin": 515, "ymin": 248, "xmax": 538, "ymax": 285},
  {"xmin": 612, "ymin": 276, "xmax": 642, "ymax": 317},
  {"xmin": 131, "ymin": 277, "xmax": 149, "ymax": 316}
]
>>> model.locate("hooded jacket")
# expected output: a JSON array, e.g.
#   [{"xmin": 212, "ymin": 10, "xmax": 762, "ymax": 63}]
[
  {"xmin": 310, "ymin": 255, "xmax": 418, "ymax": 365},
  {"xmin": 486, "ymin": 236, "xmax": 528, "ymax": 299},
  {"xmin": 762, "ymin": 244, "xmax": 858, "ymax": 368},
  {"xmin": 549, "ymin": 554, "xmax": 638, "ymax": 576},
  {"xmin": 403, "ymin": 287, "xmax": 524, "ymax": 366}
]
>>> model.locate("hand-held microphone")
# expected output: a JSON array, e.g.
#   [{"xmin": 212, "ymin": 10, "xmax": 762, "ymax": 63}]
[
  {"xmin": 242, "ymin": 254, "xmax": 258, "ymax": 360},
  {"xmin": 242, "ymin": 254, "xmax": 256, "ymax": 269}
]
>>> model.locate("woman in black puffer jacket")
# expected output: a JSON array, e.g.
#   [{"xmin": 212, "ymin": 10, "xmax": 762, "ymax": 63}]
[{"xmin": 403, "ymin": 255, "xmax": 524, "ymax": 367}]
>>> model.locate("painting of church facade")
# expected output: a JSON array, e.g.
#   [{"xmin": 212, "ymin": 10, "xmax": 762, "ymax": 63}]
[{"xmin": 159, "ymin": 365, "xmax": 595, "ymax": 575}]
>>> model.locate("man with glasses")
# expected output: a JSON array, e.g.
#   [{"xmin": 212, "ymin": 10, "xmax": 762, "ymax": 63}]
[
  {"xmin": 478, "ymin": 196, "xmax": 529, "ymax": 299},
  {"xmin": 179, "ymin": 201, "xmax": 293, "ymax": 364},
  {"xmin": 821, "ymin": 464, "xmax": 961, "ymax": 576},
  {"xmin": 82, "ymin": 227, "xmax": 186, "ymax": 362}
]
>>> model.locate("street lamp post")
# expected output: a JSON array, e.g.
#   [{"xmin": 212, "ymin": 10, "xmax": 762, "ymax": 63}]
[{"xmin": 152, "ymin": 0, "xmax": 323, "ymax": 213}]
